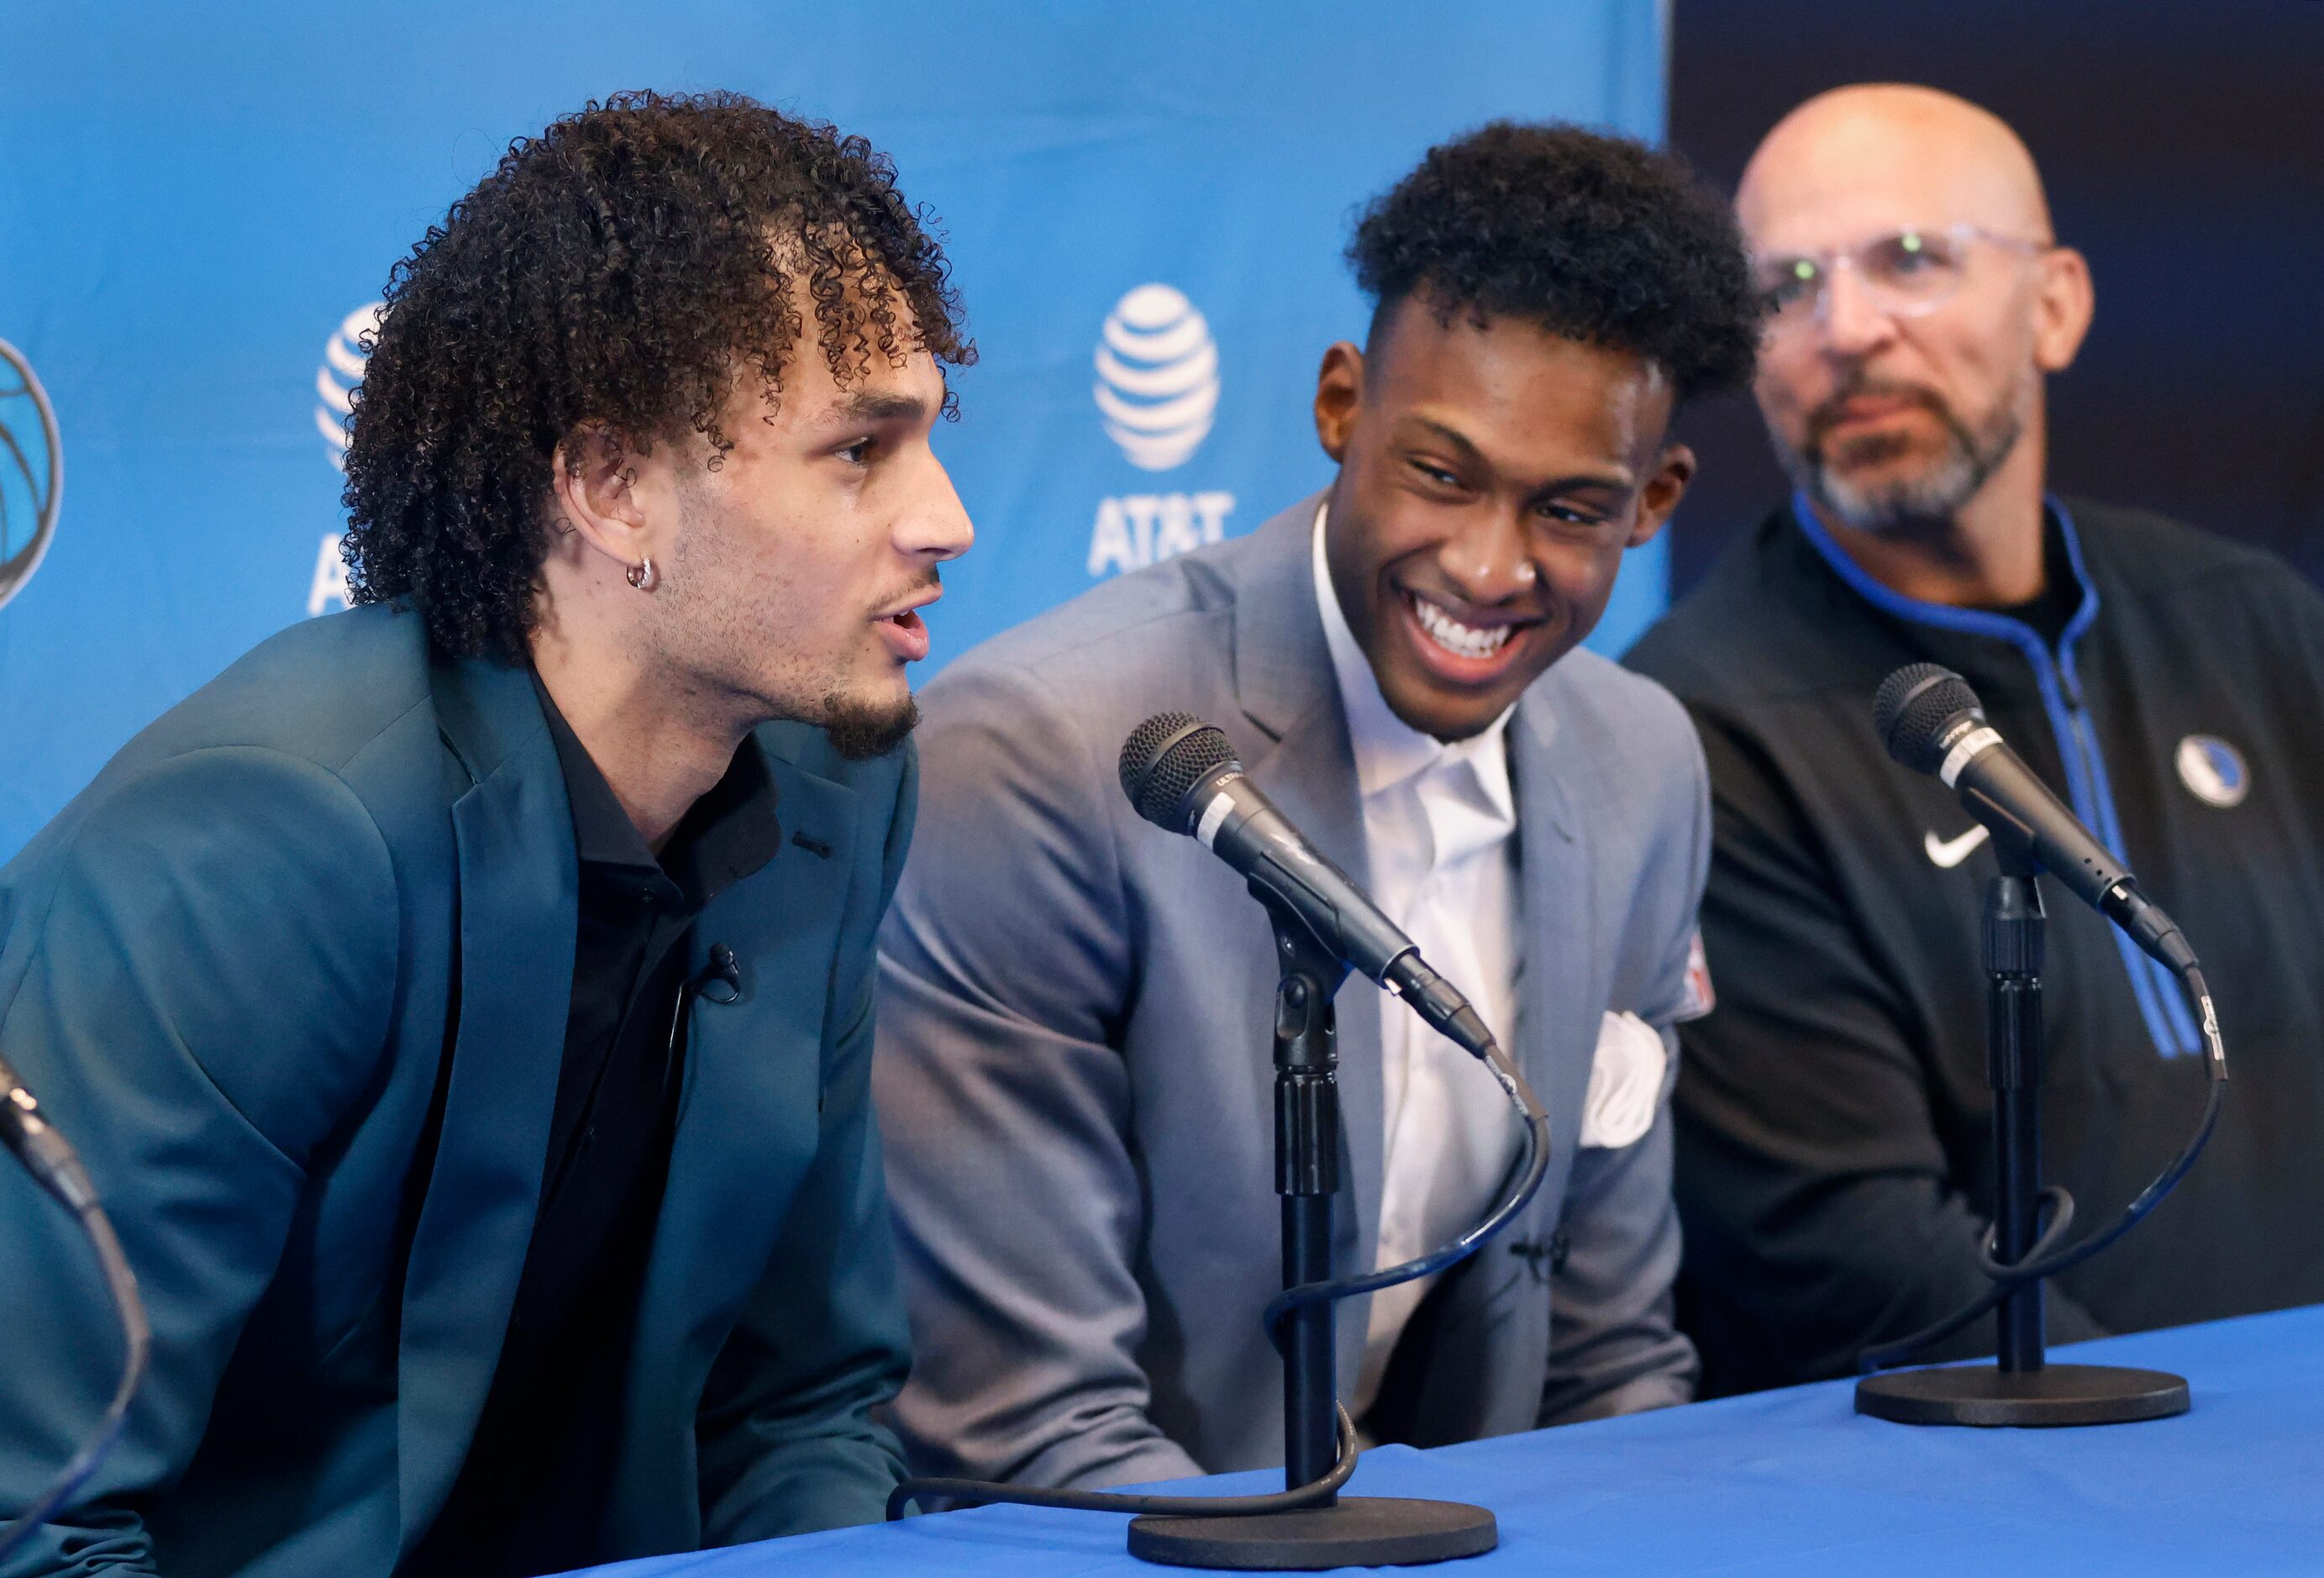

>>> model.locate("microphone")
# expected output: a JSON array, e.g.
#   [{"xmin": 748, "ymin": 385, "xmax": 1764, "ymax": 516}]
[
  {"xmin": 0, "ymin": 1045, "xmax": 152, "ymax": 1570},
  {"xmin": 1873, "ymin": 664, "xmax": 2195, "ymax": 973},
  {"xmin": 1118, "ymin": 712, "xmax": 1494, "ymax": 1060},
  {"xmin": 0, "ymin": 1051, "xmax": 98, "ymax": 1213}
]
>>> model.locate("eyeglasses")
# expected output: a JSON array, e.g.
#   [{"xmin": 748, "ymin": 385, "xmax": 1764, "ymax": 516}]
[{"xmin": 1753, "ymin": 224, "xmax": 2049, "ymax": 332}]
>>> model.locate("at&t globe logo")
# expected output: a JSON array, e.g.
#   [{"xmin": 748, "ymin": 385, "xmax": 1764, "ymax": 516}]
[
  {"xmin": 316, "ymin": 302, "xmax": 383, "ymax": 471},
  {"xmin": 1086, "ymin": 283, "xmax": 1233, "ymax": 579},
  {"xmin": 1094, "ymin": 284, "xmax": 1218, "ymax": 471},
  {"xmin": 0, "ymin": 335, "xmax": 63, "ymax": 612}
]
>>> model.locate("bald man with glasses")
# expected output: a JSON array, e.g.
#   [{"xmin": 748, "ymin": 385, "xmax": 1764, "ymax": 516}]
[{"xmin": 1627, "ymin": 84, "xmax": 2324, "ymax": 1394}]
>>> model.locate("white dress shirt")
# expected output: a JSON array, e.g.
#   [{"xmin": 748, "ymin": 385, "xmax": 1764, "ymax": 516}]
[{"xmin": 1310, "ymin": 508, "xmax": 1527, "ymax": 1421}]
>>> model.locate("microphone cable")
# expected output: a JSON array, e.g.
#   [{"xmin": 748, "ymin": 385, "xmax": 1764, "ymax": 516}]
[
  {"xmin": 1263, "ymin": 1035, "xmax": 1548, "ymax": 1342},
  {"xmin": 0, "ymin": 1060, "xmax": 151, "ymax": 1565},
  {"xmin": 1859, "ymin": 959, "xmax": 2227, "ymax": 1375},
  {"xmin": 887, "ymin": 1034, "xmax": 1551, "ymax": 1523}
]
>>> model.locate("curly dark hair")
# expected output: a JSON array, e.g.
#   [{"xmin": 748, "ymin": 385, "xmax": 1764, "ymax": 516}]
[
  {"xmin": 1349, "ymin": 121, "xmax": 1760, "ymax": 404},
  {"xmin": 341, "ymin": 90, "xmax": 973, "ymax": 660}
]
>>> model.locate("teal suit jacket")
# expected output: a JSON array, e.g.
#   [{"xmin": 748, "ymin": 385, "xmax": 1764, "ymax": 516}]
[{"xmin": 0, "ymin": 605, "xmax": 915, "ymax": 1576}]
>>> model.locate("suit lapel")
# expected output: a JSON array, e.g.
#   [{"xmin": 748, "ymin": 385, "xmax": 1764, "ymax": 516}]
[
  {"xmin": 1512, "ymin": 692, "xmax": 1595, "ymax": 1218},
  {"xmin": 397, "ymin": 657, "xmax": 576, "ymax": 1557},
  {"xmin": 1228, "ymin": 492, "xmax": 1383, "ymax": 1388},
  {"xmin": 1228, "ymin": 492, "xmax": 1337, "ymax": 743},
  {"xmin": 604, "ymin": 750, "xmax": 860, "ymax": 1548}
]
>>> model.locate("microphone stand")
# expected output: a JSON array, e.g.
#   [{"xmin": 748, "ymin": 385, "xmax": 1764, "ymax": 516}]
[
  {"xmin": 1855, "ymin": 847, "xmax": 2190, "ymax": 1426},
  {"xmin": 1127, "ymin": 899, "xmax": 1497, "ymax": 1567}
]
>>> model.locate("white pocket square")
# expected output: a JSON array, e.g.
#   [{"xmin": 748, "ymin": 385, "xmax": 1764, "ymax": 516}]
[{"xmin": 1580, "ymin": 1010, "xmax": 1665, "ymax": 1149}]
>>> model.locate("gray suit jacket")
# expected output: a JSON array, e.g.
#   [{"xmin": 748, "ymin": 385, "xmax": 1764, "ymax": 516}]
[{"xmin": 875, "ymin": 493, "xmax": 1707, "ymax": 1490}]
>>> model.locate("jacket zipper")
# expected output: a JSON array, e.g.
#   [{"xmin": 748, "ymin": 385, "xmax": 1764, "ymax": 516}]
[
  {"xmin": 1788, "ymin": 491, "xmax": 2197, "ymax": 1060},
  {"xmin": 2039, "ymin": 652, "xmax": 2198, "ymax": 1057}
]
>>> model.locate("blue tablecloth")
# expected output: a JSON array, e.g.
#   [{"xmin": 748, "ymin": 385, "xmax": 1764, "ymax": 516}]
[{"xmin": 570, "ymin": 1307, "xmax": 2324, "ymax": 1576}]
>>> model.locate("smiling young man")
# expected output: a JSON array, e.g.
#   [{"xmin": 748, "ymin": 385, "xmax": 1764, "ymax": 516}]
[
  {"xmin": 874, "ymin": 124, "xmax": 1759, "ymax": 1489},
  {"xmin": 1626, "ymin": 85, "xmax": 2324, "ymax": 1394},
  {"xmin": 0, "ymin": 93, "xmax": 970, "ymax": 1576}
]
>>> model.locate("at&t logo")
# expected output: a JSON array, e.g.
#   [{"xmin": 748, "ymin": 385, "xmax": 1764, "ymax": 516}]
[
  {"xmin": 1087, "ymin": 284, "xmax": 1232, "ymax": 578},
  {"xmin": 309, "ymin": 302, "xmax": 381, "ymax": 616},
  {"xmin": 1095, "ymin": 283, "xmax": 1217, "ymax": 471},
  {"xmin": 1087, "ymin": 492, "xmax": 1235, "ymax": 577},
  {"xmin": 316, "ymin": 303, "xmax": 381, "ymax": 471}
]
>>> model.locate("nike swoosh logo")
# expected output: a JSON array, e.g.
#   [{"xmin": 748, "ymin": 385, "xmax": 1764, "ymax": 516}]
[{"xmin": 1925, "ymin": 825, "xmax": 1991, "ymax": 868}]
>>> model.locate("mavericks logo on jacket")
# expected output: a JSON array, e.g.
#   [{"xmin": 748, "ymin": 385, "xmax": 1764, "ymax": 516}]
[{"xmin": 2175, "ymin": 734, "xmax": 2249, "ymax": 808}]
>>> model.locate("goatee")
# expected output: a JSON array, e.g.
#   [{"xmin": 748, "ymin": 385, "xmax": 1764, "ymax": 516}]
[
  {"xmin": 1779, "ymin": 374, "xmax": 2026, "ymax": 533},
  {"xmin": 820, "ymin": 692, "xmax": 921, "ymax": 760}
]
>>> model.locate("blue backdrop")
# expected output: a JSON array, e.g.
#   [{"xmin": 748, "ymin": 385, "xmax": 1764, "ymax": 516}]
[{"xmin": 0, "ymin": 2, "xmax": 1665, "ymax": 859}]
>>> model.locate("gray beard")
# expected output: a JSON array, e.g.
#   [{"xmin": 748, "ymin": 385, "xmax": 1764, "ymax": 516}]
[{"xmin": 1780, "ymin": 382, "xmax": 2026, "ymax": 534}]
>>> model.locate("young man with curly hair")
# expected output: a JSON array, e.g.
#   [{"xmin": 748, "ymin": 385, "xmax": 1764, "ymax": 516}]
[
  {"xmin": 874, "ymin": 124, "xmax": 1761, "ymax": 1489},
  {"xmin": 0, "ymin": 92, "xmax": 970, "ymax": 1575}
]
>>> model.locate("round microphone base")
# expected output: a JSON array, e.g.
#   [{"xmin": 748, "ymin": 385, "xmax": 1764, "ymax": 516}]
[
  {"xmin": 1856, "ymin": 1362, "xmax": 2189, "ymax": 1428},
  {"xmin": 1127, "ymin": 1496, "xmax": 1496, "ymax": 1570}
]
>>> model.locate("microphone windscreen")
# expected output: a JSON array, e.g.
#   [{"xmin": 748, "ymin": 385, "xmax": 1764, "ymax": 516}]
[
  {"xmin": 1873, "ymin": 663, "xmax": 1985, "ymax": 774},
  {"xmin": 1119, "ymin": 712, "xmax": 1238, "ymax": 831}
]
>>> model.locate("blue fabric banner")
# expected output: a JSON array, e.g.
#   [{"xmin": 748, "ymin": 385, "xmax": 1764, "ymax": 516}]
[{"xmin": 0, "ymin": 2, "xmax": 1664, "ymax": 857}]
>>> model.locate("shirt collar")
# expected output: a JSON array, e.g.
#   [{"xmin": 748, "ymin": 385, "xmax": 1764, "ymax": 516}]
[
  {"xmin": 1788, "ymin": 488, "xmax": 2102, "ymax": 660},
  {"xmin": 1311, "ymin": 502, "xmax": 1516, "ymax": 820},
  {"xmin": 530, "ymin": 668, "xmax": 784, "ymax": 913}
]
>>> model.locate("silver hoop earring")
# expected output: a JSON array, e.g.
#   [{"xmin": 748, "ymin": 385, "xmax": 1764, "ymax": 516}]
[{"xmin": 627, "ymin": 556, "xmax": 657, "ymax": 591}]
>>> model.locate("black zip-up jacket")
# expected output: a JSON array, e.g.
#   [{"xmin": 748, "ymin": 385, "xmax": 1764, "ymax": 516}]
[{"xmin": 1627, "ymin": 495, "xmax": 2324, "ymax": 1395}]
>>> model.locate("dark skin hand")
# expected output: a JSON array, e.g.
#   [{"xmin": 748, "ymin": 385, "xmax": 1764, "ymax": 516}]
[{"xmin": 1315, "ymin": 293, "xmax": 1696, "ymax": 743}]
